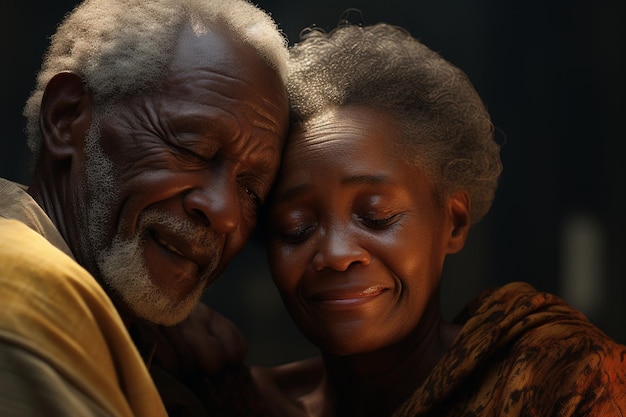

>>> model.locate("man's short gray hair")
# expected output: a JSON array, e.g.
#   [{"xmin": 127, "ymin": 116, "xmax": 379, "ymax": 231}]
[{"xmin": 24, "ymin": 0, "xmax": 288, "ymax": 160}]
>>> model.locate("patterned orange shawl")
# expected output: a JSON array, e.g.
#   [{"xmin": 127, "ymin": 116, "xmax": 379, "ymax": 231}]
[{"xmin": 394, "ymin": 282, "xmax": 626, "ymax": 416}]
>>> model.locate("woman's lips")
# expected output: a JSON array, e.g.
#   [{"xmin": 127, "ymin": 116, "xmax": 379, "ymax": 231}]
[{"xmin": 310, "ymin": 286, "xmax": 386, "ymax": 306}]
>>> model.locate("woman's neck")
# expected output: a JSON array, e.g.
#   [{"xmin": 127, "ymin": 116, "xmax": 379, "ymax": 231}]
[{"xmin": 320, "ymin": 297, "xmax": 460, "ymax": 417}]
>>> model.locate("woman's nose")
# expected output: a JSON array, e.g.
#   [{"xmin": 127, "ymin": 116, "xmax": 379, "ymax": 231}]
[{"xmin": 312, "ymin": 226, "xmax": 371, "ymax": 272}]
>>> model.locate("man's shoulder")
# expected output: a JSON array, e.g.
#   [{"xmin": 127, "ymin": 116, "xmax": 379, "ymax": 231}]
[
  {"xmin": 0, "ymin": 217, "xmax": 92, "ymax": 288},
  {"xmin": 0, "ymin": 217, "xmax": 117, "ymax": 340},
  {"xmin": 0, "ymin": 219, "xmax": 166, "ymax": 417},
  {"xmin": 0, "ymin": 178, "xmax": 74, "ymax": 257}
]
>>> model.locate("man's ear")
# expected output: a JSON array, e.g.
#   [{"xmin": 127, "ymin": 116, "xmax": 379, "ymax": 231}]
[
  {"xmin": 39, "ymin": 71, "xmax": 94, "ymax": 161},
  {"xmin": 445, "ymin": 190, "xmax": 471, "ymax": 254}
]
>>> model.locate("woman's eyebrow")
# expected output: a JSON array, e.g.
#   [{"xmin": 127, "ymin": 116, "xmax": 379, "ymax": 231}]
[
  {"xmin": 341, "ymin": 174, "xmax": 388, "ymax": 186},
  {"xmin": 273, "ymin": 184, "xmax": 312, "ymax": 204},
  {"xmin": 274, "ymin": 174, "xmax": 391, "ymax": 204}
]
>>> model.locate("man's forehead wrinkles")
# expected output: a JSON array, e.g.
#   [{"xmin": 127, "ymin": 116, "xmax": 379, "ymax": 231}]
[
  {"xmin": 170, "ymin": 77, "xmax": 246, "ymax": 100},
  {"xmin": 171, "ymin": 67, "xmax": 253, "ymax": 90},
  {"xmin": 251, "ymin": 109, "xmax": 282, "ymax": 132},
  {"xmin": 169, "ymin": 71, "xmax": 280, "ymax": 111}
]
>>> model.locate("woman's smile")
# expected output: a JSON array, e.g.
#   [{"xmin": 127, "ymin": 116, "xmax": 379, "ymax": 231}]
[{"xmin": 308, "ymin": 285, "xmax": 388, "ymax": 308}]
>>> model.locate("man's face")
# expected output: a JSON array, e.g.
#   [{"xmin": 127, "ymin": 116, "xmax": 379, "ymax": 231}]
[{"xmin": 78, "ymin": 25, "xmax": 288, "ymax": 325}]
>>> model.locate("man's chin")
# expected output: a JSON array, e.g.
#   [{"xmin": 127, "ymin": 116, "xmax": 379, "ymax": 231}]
[
  {"xmin": 98, "ymin": 242, "xmax": 206, "ymax": 326},
  {"xmin": 124, "ymin": 278, "xmax": 207, "ymax": 326},
  {"xmin": 132, "ymin": 301, "xmax": 195, "ymax": 326}
]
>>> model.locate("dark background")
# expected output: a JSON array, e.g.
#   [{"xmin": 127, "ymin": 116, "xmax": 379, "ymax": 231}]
[{"xmin": 2, "ymin": 0, "xmax": 625, "ymax": 365}]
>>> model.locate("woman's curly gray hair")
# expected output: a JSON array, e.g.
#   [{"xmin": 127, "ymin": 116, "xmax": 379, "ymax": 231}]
[
  {"xmin": 287, "ymin": 23, "xmax": 502, "ymax": 223},
  {"xmin": 23, "ymin": 0, "xmax": 288, "ymax": 161}
]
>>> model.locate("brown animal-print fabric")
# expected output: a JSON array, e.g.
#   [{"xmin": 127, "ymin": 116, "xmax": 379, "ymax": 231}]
[{"xmin": 394, "ymin": 282, "xmax": 626, "ymax": 416}]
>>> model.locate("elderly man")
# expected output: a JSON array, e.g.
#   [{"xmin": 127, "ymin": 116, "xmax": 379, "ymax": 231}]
[{"xmin": 0, "ymin": 0, "xmax": 289, "ymax": 415}]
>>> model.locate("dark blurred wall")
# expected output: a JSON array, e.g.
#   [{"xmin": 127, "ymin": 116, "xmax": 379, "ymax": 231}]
[{"xmin": 2, "ymin": 0, "xmax": 624, "ymax": 365}]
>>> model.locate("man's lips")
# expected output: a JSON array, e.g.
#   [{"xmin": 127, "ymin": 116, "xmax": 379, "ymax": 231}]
[
  {"xmin": 155, "ymin": 233, "xmax": 184, "ymax": 256},
  {"xmin": 149, "ymin": 228, "xmax": 213, "ymax": 268}
]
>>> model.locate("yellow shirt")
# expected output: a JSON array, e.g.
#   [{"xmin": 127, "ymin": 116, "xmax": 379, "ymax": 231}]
[{"xmin": 0, "ymin": 178, "xmax": 166, "ymax": 416}]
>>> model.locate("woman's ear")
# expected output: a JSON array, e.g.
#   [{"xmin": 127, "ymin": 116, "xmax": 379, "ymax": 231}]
[
  {"xmin": 39, "ymin": 71, "xmax": 94, "ymax": 161},
  {"xmin": 446, "ymin": 190, "xmax": 471, "ymax": 254}
]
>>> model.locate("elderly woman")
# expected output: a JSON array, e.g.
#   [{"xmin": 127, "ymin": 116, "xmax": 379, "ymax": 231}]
[{"xmin": 251, "ymin": 23, "xmax": 626, "ymax": 416}]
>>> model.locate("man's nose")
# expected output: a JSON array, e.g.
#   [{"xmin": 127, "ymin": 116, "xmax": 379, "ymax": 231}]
[{"xmin": 182, "ymin": 171, "xmax": 240, "ymax": 234}]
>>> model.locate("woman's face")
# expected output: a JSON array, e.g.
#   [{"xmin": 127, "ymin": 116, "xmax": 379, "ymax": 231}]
[{"xmin": 268, "ymin": 105, "xmax": 468, "ymax": 356}]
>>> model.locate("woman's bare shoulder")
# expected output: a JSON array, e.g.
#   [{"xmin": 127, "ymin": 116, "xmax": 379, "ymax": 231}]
[{"xmin": 250, "ymin": 357, "xmax": 326, "ymax": 416}]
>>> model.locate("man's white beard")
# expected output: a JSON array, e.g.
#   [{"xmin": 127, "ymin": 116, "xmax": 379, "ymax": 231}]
[
  {"xmin": 83, "ymin": 124, "xmax": 208, "ymax": 325},
  {"xmin": 98, "ymin": 210, "xmax": 208, "ymax": 325}
]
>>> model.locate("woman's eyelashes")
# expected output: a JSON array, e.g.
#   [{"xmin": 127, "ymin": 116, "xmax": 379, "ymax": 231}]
[
  {"xmin": 356, "ymin": 213, "xmax": 400, "ymax": 229},
  {"xmin": 273, "ymin": 222, "xmax": 316, "ymax": 244},
  {"xmin": 271, "ymin": 210, "xmax": 402, "ymax": 245}
]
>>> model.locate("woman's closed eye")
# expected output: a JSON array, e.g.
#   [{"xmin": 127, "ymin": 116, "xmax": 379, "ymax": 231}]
[
  {"xmin": 356, "ymin": 213, "xmax": 401, "ymax": 229},
  {"xmin": 272, "ymin": 222, "xmax": 316, "ymax": 244}
]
